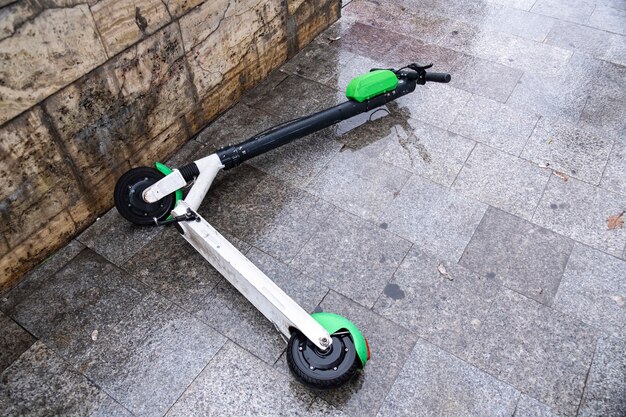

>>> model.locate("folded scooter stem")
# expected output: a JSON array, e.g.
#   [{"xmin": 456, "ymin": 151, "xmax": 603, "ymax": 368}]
[{"xmin": 216, "ymin": 78, "xmax": 417, "ymax": 170}]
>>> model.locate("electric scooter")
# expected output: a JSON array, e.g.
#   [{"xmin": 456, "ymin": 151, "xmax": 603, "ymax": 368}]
[{"xmin": 113, "ymin": 63, "xmax": 451, "ymax": 389}]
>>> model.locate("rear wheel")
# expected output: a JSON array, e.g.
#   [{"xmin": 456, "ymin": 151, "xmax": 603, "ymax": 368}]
[
  {"xmin": 286, "ymin": 330, "xmax": 360, "ymax": 389},
  {"xmin": 114, "ymin": 167, "xmax": 175, "ymax": 226}
]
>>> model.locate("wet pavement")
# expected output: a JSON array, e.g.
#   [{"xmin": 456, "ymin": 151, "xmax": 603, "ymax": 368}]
[{"xmin": 2, "ymin": 0, "xmax": 626, "ymax": 416}]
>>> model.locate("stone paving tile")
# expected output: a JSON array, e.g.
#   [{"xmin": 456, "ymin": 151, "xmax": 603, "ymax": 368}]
[
  {"xmin": 123, "ymin": 226, "xmax": 249, "ymax": 311},
  {"xmin": 281, "ymin": 40, "xmax": 357, "ymax": 91},
  {"xmin": 487, "ymin": 0, "xmax": 537, "ymax": 10},
  {"xmin": 79, "ymin": 291, "xmax": 225, "ymax": 417},
  {"xmin": 533, "ymin": 175, "xmax": 626, "ymax": 256},
  {"xmin": 249, "ymin": 128, "xmax": 344, "ymax": 188},
  {"xmin": 545, "ymin": 21, "xmax": 626, "ymax": 67},
  {"xmin": 530, "ymin": 0, "xmax": 596, "ymax": 24},
  {"xmin": 396, "ymin": 83, "xmax": 471, "ymax": 129},
  {"xmin": 377, "ymin": 339, "xmax": 519, "ymax": 417},
  {"xmin": 307, "ymin": 149, "xmax": 411, "ymax": 222},
  {"xmin": 382, "ymin": 174, "xmax": 487, "ymax": 261},
  {"xmin": 290, "ymin": 209, "xmax": 411, "ymax": 308},
  {"xmin": 484, "ymin": 6, "xmax": 555, "ymax": 42},
  {"xmin": 10, "ymin": 249, "xmax": 148, "ymax": 366},
  {"xmin": 77, "ymin": 208, "xmax": 165, "ymax": 266},
  {"xmin": 588, "ymin": 5, "xmax": 626, "ymax": 35},
  {"xmin": 379, "ymin": 118, "xmax": 476, "ymax": 187},
  {"xmin": 449, "ymin": 95, "xmax": 538, "ymax": 156},
  {"xmin": 578, "ymin": 335, "xmax": 626, "ymax": 417},
  {"xmin": 196, "ymin": 163, "xmax": 268, "ymax": 234},
  {"xmin": 341, "ymin": 0, "xmax": 406, "ymax": 33},
  {"xmin": 1, "ymin": 240, "xmax": 84, "ymax": 314},
  {"xmin": 194, "ymin": 247, "xmax": 328, "ymax": 365},
  {"xmin": 463, "ymin": 28, "xmax": 571, "ymax": 76},
  {"xmin": 373, "ymin": 246, "xmax": 501, "ymax": 357},
  {"xmin": 506, "ymin": 69, "xmax": 588, "ymax": 123},
  {"xmin": 0, "ymin": 341, "xmax": 132, "ymax": 417},
  {"xmin": 514, "ymin": 395, "xmax": 562, "ymax": 417},
  {"xmin": 553, "ymin": 243, "xmax": 626, "ymax": 338},
  {"xmin": 0, "ymin": 311, "xmax": 35, "ymax": 373},
  {"xmin": 448, "ymin": 54, "xmax": 523, "ymax": 103},
  {"xmin": 312, "ymin": 291, "xmax": 418, "ymax": 417},
  {"xmin": 194, "ymin": 102, "xmax": 278, "ymax": 150},
  {"xmin": 385, "ymin": 39, "xmax": 460, "ymax": 73},
  {"xmin": 306, "ymin": 397, "xmax": 349, "ymax": 417},
  {"xmin": 521, "ymin": 117, "xmax": 613, "ymax": 185},
  {"xmin": 210, "ymin": 175, "xmax": 334, "ymax": 263},
  {"xmin": 165, "ymin": 341, "xmax": 317, "ymax": 417},
  {"xmin": 452, "ymin": 144, "xmax": 551, "ymax": 220},
  {"xmin": 244, "ymin": 74, "xmax": 340, "ymax": 120},
  {"xmin": 392, "ymin": 9, "xmax": 457, "ymax": 45},
  {"xmin": 333, "ymin": 21, "xmax": 411, "ymax": 63},
  {"xmin": 466, "ymin": 289, "xmax": 597, "ymax": 415},
  {"xmin": 238, "ymin": 68, "xmax": 289, "ymax": 109},
  {"xmin": 601, "ymin": 142, "xmax": 626, "ymax": 196},
  {"xmin": 461, "ymin": 207, "xmax": 573, "ymax": 306}
]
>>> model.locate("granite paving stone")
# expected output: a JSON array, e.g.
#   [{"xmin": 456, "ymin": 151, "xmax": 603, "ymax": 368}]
[
  {"xmin": 521, "ymin": 117, "xmax": 613, "ymax": 185},
  {"xmin": 306, "ymin": 397, "xmax": 349, "ymax": 417},
  {"xmin": 390, "ymin": 9, "xmax": 457, "ymax": 45},
  {"xmin": 588, "ymin": 5, "xmax": 626, "ymax": 35},
  {"xmin": 452, "ymin": 144, "xmax": 551, "ymax": 220},
  {"xmin": 553, "ymin": 243, "xmax": 626, "ymax": 338},
  {"xmin": 208, "ymin": 175, "xmax": 334, "ymax": 263},
  {"xmin": 1, "ymin": 240, "xmax": 84, "ymax": 314},
  {"xmin": 376, "ymin": 339, "xmax": 519, "ymax": 417},
  {"xmin": 507, "ymin": 71, "xmax": 587, "ymax": 123},
  {"xmin": 385, "ymin": 39, "xmax": 459, "ymax": 73},
  {"xmin": 0, "ymin": 311, "xmax": 35, "ymax": 373},
  {"xmin": 533, "ymin": 175, "xmax": 626, "ymax": 256},
  {"xmin": 381, "ymin": 174, "xmax": 487, "ymax": 261},
  {"xmin": 449, "ymin": 95, "xmax": 538, "ymax": 156},
  {"xmin": 601, "ymin": 138, "xmax": 626, "ymax": 197},
  {"xmin": 0, "ymin": 341, "xmax": 132, "ymax": 417},
  {"xmin": 513, "ymin": 395, "xmax": 562, "ymax": 417},
  {"xmin": 9, "ymin": 249, "xmax": 148, "ymax": 366},
  {"xmin": 448, "ymin": 54, "xmax": 524, "ymax": 103},
  {"xmin": 373, "ymin": 246, "xmax": 501, "ymax": 357},
  {"xmin": 460, "ymin": 207, "xmax": 573, "ymax": 305},
  {"xmin": 578, "ymin": 335, "xmax": 626, "ymax": 417},
  {"xmin": 545, "ymin": 21, "xmax": 626, "ymax": 67},
  {"xmin": 333, "ymin": 22, "xmax": 412, "ymax": 63},
  {"xmin": 486, "ymin": 0, "xmax": 537, "ymax": 10},
  {"xmin": 238, "ymin": 68, "xmax": 289, "ymax": 108},
  {"xmin": 341, "ymin": 0, "xmax": 406, "ymax": 33},
  {"xmin": 79, "ymin": 292, "xmax": 225, "ymax": 417},
  {"xmin": 379, "ymin": 118, "xmax": 476, "ymax": 187},
  {"xmin": 466, "ymin": 289, "xmax": 597, "ymax": 415},
  {"xmin": 396, "ymin": 82, "xmax": 471, "ymax": 129},
  {"xmin": 194, "ymin": 247, "xmax": 328, "ymax": 365},
  {"xmin": 249, "ymin": 128, "xmax": 344, "ymax": 188},
  {"xmin": 307, "ymin": 149, "xmax": 412, "ymax": 222},
  {"xmin": 315, "ymin": 291, "xmax": 418, "ymax": 417},
  {"xmin": 165, "ymin": 341, "xmax": 317, "ymax": 417},
  {"xmin": 530, "ymin": 0, "xmax": 596, "ymax": 24},
  {"xmin": 77, "ymin": 208, "xmax": 165, "ymax": 266},
  {"xmin": 123, "ymin": 226, "xmax": 248, "ymax": 311},
  {"xmin": 290, "ymin": 209, "xmax": 411, "ymax": 308},
  {"xmin": 245, "ymin": 74, "xmax": 341, "ymax": 120},
  {"xmin": 194, "ymin": 102, "xmax": 278, "ymax": 150},
  {"xmin": 484, "ymin": 6, "xmax": 555, "ymax": 42}
]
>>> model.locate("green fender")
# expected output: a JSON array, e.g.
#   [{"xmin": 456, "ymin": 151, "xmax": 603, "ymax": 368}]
[
  {"xmin": 154, "ymin": 162, "xmax": 183, "ymax": 219},
  {"xmin": 312, "ymin": 312, "xmax": 369, "ymax": 369}
]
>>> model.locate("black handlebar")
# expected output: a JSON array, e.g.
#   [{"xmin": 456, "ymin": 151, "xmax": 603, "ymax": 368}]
[
  {"xmin": 424, "ymin": 72, "xmax": 451, "ymax": 83},
  {"xmin": 370, "ymin": 63, "xmax": 451, "ymax": 85}
]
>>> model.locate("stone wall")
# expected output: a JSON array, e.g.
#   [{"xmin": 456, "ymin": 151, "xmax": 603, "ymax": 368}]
[{"xmin": 0, "ymin": 0, "xmax": 341, "ymax": 290}]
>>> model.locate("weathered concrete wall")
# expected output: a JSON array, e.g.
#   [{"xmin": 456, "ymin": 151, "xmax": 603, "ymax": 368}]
[{"xmin": 0, "ymin": 0, "xmax": 341, "ymax": 290}]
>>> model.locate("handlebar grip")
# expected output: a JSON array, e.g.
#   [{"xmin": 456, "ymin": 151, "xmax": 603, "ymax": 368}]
[{"xmin": 425, "ymin": 72, "xmax": 451, "ymax": 83}]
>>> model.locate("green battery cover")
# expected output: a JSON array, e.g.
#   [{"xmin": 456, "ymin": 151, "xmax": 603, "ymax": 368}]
[{"xmin": 345, "ymin": 70, "xmax": 399, "ymax": 102}]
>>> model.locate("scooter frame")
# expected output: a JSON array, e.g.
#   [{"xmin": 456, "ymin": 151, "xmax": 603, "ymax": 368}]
[{"xmin": 115, "ymin": 63, "xmax": 451, "ymax": 386}]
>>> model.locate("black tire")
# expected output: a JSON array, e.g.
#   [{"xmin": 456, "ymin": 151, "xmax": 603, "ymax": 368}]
[
  {"xmin": 286, "ymin": 330, "xmax": 360, "ymax": 390},
  {"xmin": 114, "ymin": 167, "xmax": 176, "ymax": 226}
]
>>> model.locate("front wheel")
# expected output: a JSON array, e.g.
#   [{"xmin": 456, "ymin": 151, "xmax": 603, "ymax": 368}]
[{"xmin": 286, "ymin": 329, "xmax": 360, "ymax": 390}]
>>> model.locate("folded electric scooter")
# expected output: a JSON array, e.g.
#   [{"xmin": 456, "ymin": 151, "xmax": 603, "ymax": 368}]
[{"xmin": 114, "ymin": 64, "xmax": 451, "ymax": 389}]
